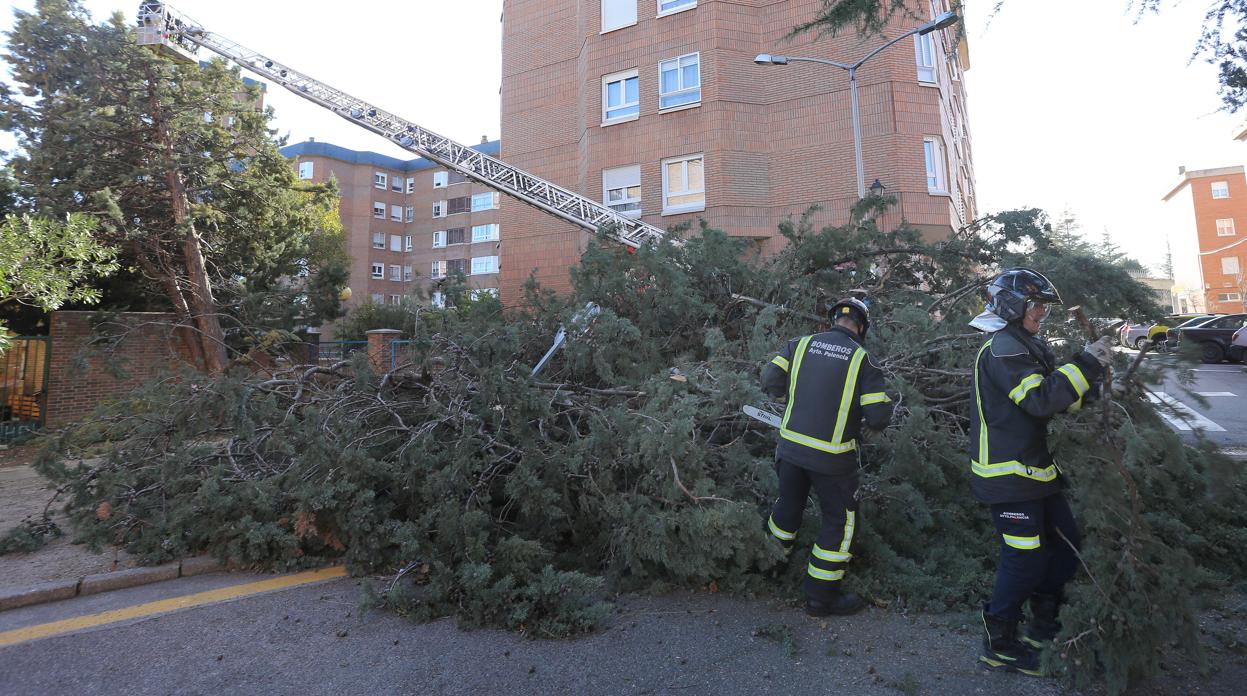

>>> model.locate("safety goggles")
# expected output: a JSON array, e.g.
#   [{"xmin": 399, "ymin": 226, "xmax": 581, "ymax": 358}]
[{"xmin": 1025, "ymin": 300, "xmax": 1051, "ymax": 322}]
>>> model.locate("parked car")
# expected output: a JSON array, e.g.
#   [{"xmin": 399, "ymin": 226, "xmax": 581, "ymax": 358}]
[
  {"xmin": 1228, "ymin": 325, "xmax": 1246, "ymax": 362},
  {"xmin": 1119, "ymin": 314, "xmax": 1208, "ymax": 350},
  {"xmin": 1180, "ymin": 313, "xmax": 1247, "ymax": 363},
  {"xmin": 1165, "ymin": 314, "xmax": 1221, "ymax": 350}
]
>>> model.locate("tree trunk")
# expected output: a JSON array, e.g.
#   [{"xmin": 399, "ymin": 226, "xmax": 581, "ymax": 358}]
[
  {"xmin": 145, "ymin": 68, "xmax": 227, "ymax": 374},
  {"xmin": 133, "ymin": 240, "xmax": 207, "ymax": 371}
]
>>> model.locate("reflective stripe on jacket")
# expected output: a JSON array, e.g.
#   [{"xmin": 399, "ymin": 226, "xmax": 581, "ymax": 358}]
[
  {"xmin": 761, "ymin": 326, "xmax": 894, "ymax": 476},
  {"xmin": 969, "ymin": 326, "xmax": 1104, "ymax": 504}
]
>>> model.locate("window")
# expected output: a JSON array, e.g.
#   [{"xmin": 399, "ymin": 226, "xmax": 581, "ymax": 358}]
[
  {"xmin": 447, "ymin": 228, "xmax": 467, "ymax": 245},
  {"xmin": 661, "ymin": 154, "xmax": 705, "ymax": 214},
  {"xmin": 405, "ymin": 235, "xmax": 413, "ymax": 252},
  {"xmin": 374, "ymin": 172, "xmax": 387, "ymax": 189},
  {"xmin": 603, "ymin": 70, "xmax": 640, "ymax": 124},
  {"xmin": 433, "ymin": 230, "xmax": 447, "ymax": 248},
  {"xmin": 403, "ymin": 265, "xmax": 413, "ymax": 281},
  {"xmin": 471, "ymin": 192, "xmax": 500, "ymax": 212},
  {"xmin": 433, "ymin": 171, "xmax": 448, "ymax": 188},
  {"xmin": 659, "ymin": 53, "xmax": 701, "ymax": 110},
  {"xmin": 1216, "ymin": 292, "xmax": 1243, "ymax": 302},
  {"xmin": 923, "ymin": 137, "xmax": 948, "ymax": 193},
  {"xmin": 298, "ymin": 161, "xmax": 314, "ymax": 180},
  {"xmin": 390, "ymin": 294, "xmax": 403, "ymax": 305},
  {"xmin": 446, "ymin": 258, "xmax": 467, "ymax": 276},
  {"xmin": 369, "ymin": 293, "xmax": 383, "ymax": 305},
  {"xmin": 1217, "ymin": 218, "xmax": 1237, "ymax": 236},
  {"xmin": 431, "ymin": 291, "xmax": 446, "ymax": 309},
  {"xmin": 471, "ymin": 288, "xmax": 500, "ymax": 301},
  {"xmin": 391, "ymin": 175, "xmax": 402, "ymax": 192},
  {"xmin": 433, "ymin": 200, "xmax": 446, "ymax": 218},
  {"xmin": 472, "ymin": 224, "xmax": 500, "ymax": 243},
  {"xmin": 390, "ymin": 235, "xmax": 401, "ymax": 252},
  {"xmin": 371, "ymin": 263, "xmax": 384, "ymax": 279},
  {"xmin": 602, "ymin": 0, "xmax": 637, "ymax": 32},
  {"xmin": 373, "ymin": 202, "xmax": 386, "ymax": 219},
  {"xmin": 431, "ymin": 260, "xmax": 445, "ymax": 279},
  {"xmin": 471, "ymin": 255, "xmax": 500, "ymax": 275},
  {"xmin": 915, "ymin": 33, "xmax": 936, "ymax": 83},
  {"xmin": 1223, "ymin": 256, "xmax": 1241, "ymax": 275},
  {"xmin": 603, "ymin": 165, "xmax": 642, "ymax": 216},
  {"xmin": 448, "ymin": 172, "xmax": 468, "ymax": 185},
  {"xmin": 406, "ymin": 177, "xmax": 415, "ymax": 194},
  {"xmin": 658, "ymin": 0, "xmax": 696, "ymax": 17},
  {"xmin": 405, "ymin": 206, "xmax": 414, "ymax": 223},
  {"xmin": 1212, "ymin": 181, "xmax": 1230, "ymax": 199},
  {"xmin": 373, "ymin": 232, "xmax": 386, "ymax": 249},
  {"xmin": 448, "ymin": 197, "xmax": 471, "ymax": 215},
  {"xmin": 389, "ymin": 264, "xmax": 401, "ymax": 281},
  {"xmin": 391, "ymin": 204, "xmax": 402, "ymax": 222}
]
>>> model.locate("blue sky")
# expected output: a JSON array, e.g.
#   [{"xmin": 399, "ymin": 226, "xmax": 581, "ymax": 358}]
[{"xmin": 2, "ymin": 0, "xmax": 1241, "ymax": 273}]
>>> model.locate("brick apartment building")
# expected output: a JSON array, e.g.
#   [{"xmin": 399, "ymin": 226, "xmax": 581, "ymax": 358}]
[
  {"xmin": 280, "ymin": 139, "xmax": 505, "ymax": 326},
  {"xmin": 1162, "ymin": 165, "xmax": 1247, "ymax": 314},
  {"xmin": 498, "ymin": 0, "xmax": 976, "ymax": 300}
]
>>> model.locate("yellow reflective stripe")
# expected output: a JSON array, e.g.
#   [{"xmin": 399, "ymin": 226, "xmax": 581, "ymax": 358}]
[
  {"xmin": 973, "ymin": 341, "xmax": 992, "ymax": 467},
  {"xmin": 780, "ymin": 336, "xmax": 813, "ymax": 431},
  {"xmin": 1003, "ymin": 533, "xmax": 1041, "ymax": 550},
  {"xmin": 812, "ymin": 544, "xmax": 852, "ymax": 563},
  {"xmin": 779, "ymin": 428, "xmax": 857, "ymax": 454},
  {"xmin": 859, "ymin": 392, "xmax": 890, "ymax": 406},
  {"xmin": 1058, "ymin": 363, "xmax": 1090, "ymax": 397},
  {"xmin": 807, "ymin": 563, "xmax": 845, "ymax": 581},
  {"xmin": 971, "ymin": 460, "xmax": 1059, "ymax": 482},
  {"xmin": 839, "ymin": 510, "xmax": 856, "ymax": 555},
  {"xmin": 1068, "ymin": 397, "xmax": 1083, "ymax": 413},
  {"xmin": 831, "ymin": 349, "xmax": 866, "ymax": 445},
  {"xmin": 767, "ymin": 515, "xmax": 796, "ymax": 541},
  {"xmin": 770, "ymin": 355, "xmax": 790, "ymax": 372},
  {"xmin": 1008, "ymin": 373, "xmax": 1044, "ymax": 405}
]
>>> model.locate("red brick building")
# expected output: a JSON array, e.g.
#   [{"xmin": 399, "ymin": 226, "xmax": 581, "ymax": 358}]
[
  {"xmin": 498, "ymin": 0, "xmax": 976, "ymax": 301},
  {"xmin": 1162, "ymin": 166, "xmax": 1247, "ymax": 314}
]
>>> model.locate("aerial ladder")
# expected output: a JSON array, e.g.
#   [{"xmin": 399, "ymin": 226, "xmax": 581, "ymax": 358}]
[{"xmin": 135, "ymin": 2, "xmax": 672, "ymax": 252}]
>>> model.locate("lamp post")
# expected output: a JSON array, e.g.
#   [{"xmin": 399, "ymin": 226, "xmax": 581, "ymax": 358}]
[{"xmin": 755, "ymin": 11, "xmax": 959, "ymax": 200}]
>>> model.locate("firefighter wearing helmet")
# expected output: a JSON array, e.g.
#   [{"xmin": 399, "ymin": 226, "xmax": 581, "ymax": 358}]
[
  {"xmin": 968, "ymin": 268, "xmax": 1113, "ymax": 676},
  {"xmin": 760, "ymin": 296, "xmax": 895, "ymax": 617}
]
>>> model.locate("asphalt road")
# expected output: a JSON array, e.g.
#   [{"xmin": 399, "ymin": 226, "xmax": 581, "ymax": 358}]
[{"xmin": 1122, "ymin": 347, "xmax": 1247, "ymax": 455}]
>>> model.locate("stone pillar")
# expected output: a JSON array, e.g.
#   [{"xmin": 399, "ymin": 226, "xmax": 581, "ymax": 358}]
[{"xmin": 366, "ymin": 329, "xmax": 402, "ymax": 374}]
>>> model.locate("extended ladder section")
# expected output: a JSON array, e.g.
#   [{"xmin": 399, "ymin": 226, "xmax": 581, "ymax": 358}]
[{"xmin": 136, "ymin": 2, "xmax": 672, "ymax": 250}]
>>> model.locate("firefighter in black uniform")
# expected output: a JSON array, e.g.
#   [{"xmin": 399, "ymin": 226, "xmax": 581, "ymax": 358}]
[
  {"xmin": 968, "ymin": 268, "xmax": 1113, "ymax": 676},
  {"xmin": 760, "ymin": 297, "xmax": 894, "ymax": 616}
]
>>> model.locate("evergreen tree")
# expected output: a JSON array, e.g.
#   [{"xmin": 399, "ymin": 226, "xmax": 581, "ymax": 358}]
[{"xmin": 0, "ymin": 0, "xmax": 347, "ymax": 370}]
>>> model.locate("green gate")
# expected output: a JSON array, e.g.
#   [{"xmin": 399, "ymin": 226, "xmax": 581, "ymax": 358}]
[{"xmin": 1, "ymin": 336, "xmax": 51, "ymax": 444}]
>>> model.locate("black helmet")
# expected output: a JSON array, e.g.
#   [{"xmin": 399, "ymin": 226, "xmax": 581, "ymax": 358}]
[
  {"xmin": 829, "ymin": 297, "xmax": 871, "ymax": 337},
  {"xmin": 984, "ymin": 267, "xmax": 1062, "ymax": 322}
]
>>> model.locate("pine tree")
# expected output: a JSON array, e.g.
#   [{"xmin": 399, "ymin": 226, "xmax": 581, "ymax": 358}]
[{"xmin": 0, "ymin": 0, "xmax": 347, "ymax": 369}]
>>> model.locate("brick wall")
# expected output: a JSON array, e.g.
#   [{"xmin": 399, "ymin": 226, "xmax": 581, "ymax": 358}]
[{"xmin": 44, "ymin": 311, "xmax": 197, "ymax": 428}]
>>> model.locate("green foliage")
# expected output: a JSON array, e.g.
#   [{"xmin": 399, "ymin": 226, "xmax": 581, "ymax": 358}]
[
  {"xmin": 0, "ymin": 213, "xmax": 118, "ymax": 351},
  {"xmin": 34, "ymin": 204, "xmax": 1245, "ymax": 694},
  {"xmin": 0, "ymin": 515, "xmax": 62, "ymax": 555}
]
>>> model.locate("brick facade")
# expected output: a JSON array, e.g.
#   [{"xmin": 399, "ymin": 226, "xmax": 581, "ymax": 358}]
[
  {"xmin": 1163, "ymin": 166, "xmax": 1247, "ymax": 314},
  {"xmin": 44, "ymin": 312, "xmax": 196, "ymax": 428},
  {"xmin": 498, "ymin": 0, "xmax": 976, "ymax": 302}
]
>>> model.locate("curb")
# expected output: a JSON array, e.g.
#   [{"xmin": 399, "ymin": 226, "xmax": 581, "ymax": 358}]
[{"xmin": 0, "ymin": 556, "xmax": 227, "ymax": 612}]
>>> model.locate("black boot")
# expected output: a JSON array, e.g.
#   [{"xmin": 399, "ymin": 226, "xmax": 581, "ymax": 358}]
[
  {"xmin": 980, "ymin": 604, "xmax": 1043, "ymax": 677},
  {"xmin": 1023, "ymin": 592, "xmax": 1061, "ymax": 649},
  {"xmin": 805, "ymin": 590, "xmax": 866, "ymax": 617}
]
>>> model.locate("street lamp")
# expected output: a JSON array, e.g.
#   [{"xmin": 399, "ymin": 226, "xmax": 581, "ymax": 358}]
[{"xmin": 755, "ymin": 11, "xmax": 960, "ymax": 200}]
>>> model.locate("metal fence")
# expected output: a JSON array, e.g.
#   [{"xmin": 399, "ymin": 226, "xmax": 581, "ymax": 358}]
[
  {"xmin": 315, "ymin": 340, "xmax": 367, "ymax": 365},
  {"xmin": 1, "ymin": 336, "xmax": 51, "ymax": 444},
  {"xmin": 390, "ymin": 340, "xmax": 420, "ymax": 371}
]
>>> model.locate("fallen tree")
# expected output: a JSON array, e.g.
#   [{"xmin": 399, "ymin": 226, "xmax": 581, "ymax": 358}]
[{"xmin": 34, "ymin": 204, "xmax": 1247, "ymax": 692}]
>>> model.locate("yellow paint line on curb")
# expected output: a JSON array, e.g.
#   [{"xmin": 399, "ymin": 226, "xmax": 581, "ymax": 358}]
[{"xmin": 0, "ymin": 566, "xmax": 347, "ymax": 648}]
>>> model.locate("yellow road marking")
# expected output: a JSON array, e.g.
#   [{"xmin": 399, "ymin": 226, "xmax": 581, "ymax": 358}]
[{"xmin": 0, "ymin": 566, "xmax": 347, "ymax": 648}]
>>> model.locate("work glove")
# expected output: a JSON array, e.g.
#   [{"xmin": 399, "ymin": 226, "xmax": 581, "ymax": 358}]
[{"xmin": 1084, "ymin": 336, "xmax": 1113, "ymax": 368}]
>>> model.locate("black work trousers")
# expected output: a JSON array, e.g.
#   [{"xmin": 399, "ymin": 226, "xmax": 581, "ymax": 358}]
[
  {"xmin": 767, "ymin": 458, "xmax": 858, "ymax": 603},
  {"xmin": 987, "ymin": 492, "xmax": 1080, "ymax": 622}
]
